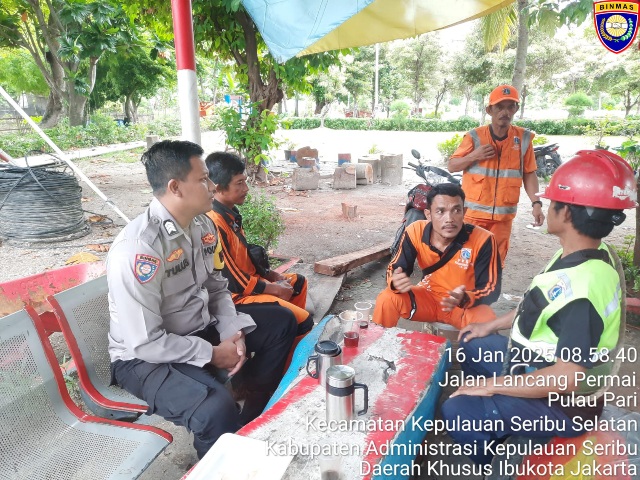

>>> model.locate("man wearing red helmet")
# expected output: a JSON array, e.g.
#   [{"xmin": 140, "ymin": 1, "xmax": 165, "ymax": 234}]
[
  {"xmin": 449, "ymin": 84, "xmax": 544, "ymax": 267},
  {"xmin": 440, "ymin": 150, "xmax": 636, "ymax": 467}
]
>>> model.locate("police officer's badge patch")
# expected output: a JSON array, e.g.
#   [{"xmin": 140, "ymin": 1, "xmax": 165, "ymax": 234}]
[
  {"xmin": 201, "ymin": 233, "xmax": 216, "ymax": 245},
  {"xmin": 594, "ymin": 1, "xmax": 639, "ymax": 54},
  {"xmin": 164, "ymin": 220, "xmax": 179, "ymax": 236},
  {"xmin": 166, "ymin": 248, "xmax": 184, "ymax": 262},
  {"xmin": 548, "ymin": 283, "xmax": 565, "ymax": 301},
  {"xmin": 135, "ymin": 254, "xmax": 160, "ymax": 283}
]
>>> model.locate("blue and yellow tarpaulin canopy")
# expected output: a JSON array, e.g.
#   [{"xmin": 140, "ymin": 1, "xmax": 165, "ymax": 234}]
[{"xmin": 242, "ymin": 0, "xmax": 514, "ymax": 62}]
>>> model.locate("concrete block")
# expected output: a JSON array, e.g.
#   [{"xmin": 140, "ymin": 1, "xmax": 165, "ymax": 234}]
[
  {"xmin": 380, "ymin": 153, "xmax": 403, "ymax": 185},
  {"xmin": 292, "ymin": 167, "xmax": 320, "ymax": 191},
  {"xmin": 358, "ymin": 155, "xmax": 381, "ymax": 181},
  {"xmin": 332, "ymin": 164, "xmax": 357, "ymax": 189},
  {"xmin": 297, "ymin": 156, "xmax": 317, "ymax": 168},
  {"xmin": 354, "ymin": 163, "xmax": 373, "ymax": 185},
  {"xmin": 146, "ymin": 135, "xmax": 160, "ymax": 149}
]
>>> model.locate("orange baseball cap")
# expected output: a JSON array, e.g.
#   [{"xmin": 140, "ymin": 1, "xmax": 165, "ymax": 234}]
[{"xmin": 488, "ymin": 85, "xmax": 520, "ymax": 106}]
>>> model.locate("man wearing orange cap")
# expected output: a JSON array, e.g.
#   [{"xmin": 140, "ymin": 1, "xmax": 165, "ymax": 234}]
[{"xmin": 449, "ymin": 84, "xmax": 544, "ymax": 267}]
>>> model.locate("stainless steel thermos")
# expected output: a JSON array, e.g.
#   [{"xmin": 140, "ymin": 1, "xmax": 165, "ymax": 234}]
[
  {"xmin": 325, "ymin": 365, "xmax": 368, "ymax": 422},
  {"xmin": 306, "ymin": 340, "xmax": 342, "ymax": 386}
]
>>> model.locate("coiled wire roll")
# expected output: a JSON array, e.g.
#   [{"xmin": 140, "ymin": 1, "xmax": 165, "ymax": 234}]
[{"xmin": 0, "ymin": 162, "xmax": 91, "ymax": 243}]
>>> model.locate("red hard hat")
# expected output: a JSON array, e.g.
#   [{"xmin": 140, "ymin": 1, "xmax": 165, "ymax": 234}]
[{"xmin": 538, "ymin": 150, "xmax": 637, "ymax": 209}]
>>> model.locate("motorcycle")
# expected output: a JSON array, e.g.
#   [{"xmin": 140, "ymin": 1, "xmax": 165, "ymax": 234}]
[
  {"xmin": 534, "ymin": 143, "xmax": 562, "ymax": 177},
  {"xmin": 390, "ymin": 149, "xmax": 461, "ymax": 256}
]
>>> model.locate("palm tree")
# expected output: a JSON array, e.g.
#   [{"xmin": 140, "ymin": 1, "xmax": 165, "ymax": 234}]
[{"xmin": 480, "ymin": 0, "xmax": 592, "ymax": 93}]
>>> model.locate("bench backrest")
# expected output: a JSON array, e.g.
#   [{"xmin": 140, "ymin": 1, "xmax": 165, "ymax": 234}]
[{"xmin": 49, "ymin": 276, "xmax": 148, "ymax": 414}]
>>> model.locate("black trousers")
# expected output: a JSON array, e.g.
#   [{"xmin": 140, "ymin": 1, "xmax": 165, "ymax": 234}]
[{"xmin": 111, "ymin": 303, "xmax": 297, "ymax": 459}]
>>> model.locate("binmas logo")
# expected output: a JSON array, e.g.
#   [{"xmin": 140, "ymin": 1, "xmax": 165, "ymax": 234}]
[{"xmin": 593, "ymin": 1, "xmax": 639, "ymax": 53}]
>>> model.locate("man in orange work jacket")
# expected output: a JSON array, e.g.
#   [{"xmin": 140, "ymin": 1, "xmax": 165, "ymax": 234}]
[
  {"xmin": 205, "ymin": 152, "xmax": 313, "ymax": 358},
  {"xmin": 449, "ymin": 84, "xmax": 545, "ymax": 267},
  {"xmin": 373, "ymin": 183, "xmax": 502, "ymax": 330}
]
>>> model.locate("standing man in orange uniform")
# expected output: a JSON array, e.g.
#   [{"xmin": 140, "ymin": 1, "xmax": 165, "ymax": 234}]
[
  {"xmin": 449, "ymin": 84, "xmax": 545, "ymax": 267},
  {"xmin": 205, "ymin": 152, "xmax": 313, "ymax": 361}
]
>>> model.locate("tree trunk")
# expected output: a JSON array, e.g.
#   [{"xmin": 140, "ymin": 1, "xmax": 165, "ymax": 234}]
[
  {"xmin": 39, "ymin": 50, "xmax": 66, "ymax": 128},
  {"xmin": 519, "ymin": 84, "xmax": 527, "ymax": 119},
  {"xmin": 434, "ymin": 82, "xmax": 447, "ymax": 117},
  {"xmin": 480, "ymin": 97, "xmax": 487, "ymax": 124},
  {"xmin": 511, "ymin": 0, "xmax": 529, "ymax": 93},
  {"xmin": 464, "ymin": 90, "xmax": 472, "ymax": 117},
  {"xmin": 315, "ymin": 100, "xmax": 327, "ymax": 115},
  {"xmin": 294, "ymin": 95, "xmax": 299, "ymax": 117},
  {"xmin": 125, "ymin": 95, "xmax": 138, "ymax": 123},
  {"xmin": 40, "ymin": 91, "xmax": 64, "ymax": 128}
]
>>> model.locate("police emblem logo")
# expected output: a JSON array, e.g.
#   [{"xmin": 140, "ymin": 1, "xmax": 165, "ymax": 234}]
[
  {"xmin": 548, "ymin": 284, "xmax": 564, "ymax": 301},
  {"xmin": 202, "ymin": 233, "xmax": 216, "ymax": 245},
  {"xmin": 163, "ymin": 220, "xmax": 179, "ymax": 236},
  {"xmin": 460, "ymin": 248, "xmax": 472, "ymax": 260},
  {"xmin": 135, "ymin": 254, "xmax": 160, "ymax": 284},
  {"xmin": 594, "ymin": 1, "xmax": 639, "ymax": 54},
  {"xmin": 166, "ymin": 248, "xmax": 184, "ymax": 262}
]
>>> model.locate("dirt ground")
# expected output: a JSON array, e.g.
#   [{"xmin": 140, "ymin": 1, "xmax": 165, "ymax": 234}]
[{"xmin": 1, "ymin": 129, "xmax": 638, "ymax": 479}]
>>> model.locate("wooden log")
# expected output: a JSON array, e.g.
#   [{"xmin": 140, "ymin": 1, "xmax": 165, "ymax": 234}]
[
  {"xmin": 314, "ymin": 242, "xmax": 391, "ymax": 276},
  {"xmin": 380, "ymin": 153, "xmax": 403, "ymax": 185},
  {"xmin": 358, "ymin": 155, "xmax": 381, "ymax": 181},
  {"xmin": 332, "ymin": 165, "xmax": 356, "ymax": 189},
  {"xmin": 341, "ymin": 202, "xmax": 357, "ymax": 220},
  {"xmin": 292, "ymin": 167, "xmax": 320, "ymax": 191},
  {"xmin": 354, "ymin": 163, "xmax": 373, "ymax": 185}
]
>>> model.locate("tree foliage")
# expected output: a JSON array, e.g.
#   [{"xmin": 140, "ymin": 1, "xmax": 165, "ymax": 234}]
[
  {"xmin": 91, "ymin": 39, "xmax": 176, "ymax": 122},
  {"xmin": 0, "ymin": 0, "xmax": 138, "ymax": 127},
  {"xmin": 0, "ymin": 49, "xmax": 49, "ymax": 97}
]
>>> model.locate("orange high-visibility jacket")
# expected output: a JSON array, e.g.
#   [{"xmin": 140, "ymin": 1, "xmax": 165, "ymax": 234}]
[
  {"xmin": 388, "ymin": 221, "xmax": 501, "ymax": 308},
  {"xmin": 452, "ymin": 125, "xmax": 536, "ymax": 221}
]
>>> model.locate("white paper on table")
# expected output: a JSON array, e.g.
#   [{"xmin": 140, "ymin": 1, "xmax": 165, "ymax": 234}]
[{"xmin": 185, "ymin": 433, "xmax": 293, "ymax": 480}]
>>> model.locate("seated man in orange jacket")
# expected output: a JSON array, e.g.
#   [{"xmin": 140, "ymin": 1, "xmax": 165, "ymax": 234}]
[
  {"xmin": 205, "ymin": 152, "xmax": 313, "ymax": 356},
  {"xmin": 373, "ymin": 183, "xmax": 502, "ymax": 330}
]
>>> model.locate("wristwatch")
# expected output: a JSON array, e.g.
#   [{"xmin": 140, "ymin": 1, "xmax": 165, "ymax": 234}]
[{"xmin": 532, "ymin": 200, "xmax": 543, "ymax": 207}]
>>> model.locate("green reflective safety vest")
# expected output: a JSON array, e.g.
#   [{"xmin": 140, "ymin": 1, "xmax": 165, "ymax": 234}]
[{"xmin": 511, "ymin": 244, "xmax": 621, "ymax": 370}]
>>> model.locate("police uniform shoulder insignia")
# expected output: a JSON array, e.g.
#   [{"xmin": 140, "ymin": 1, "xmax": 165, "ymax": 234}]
[
  {"xmin": 166, "ymin": 248, "xmax": 184, "ymax": 262},
  {"xmin": 202, "ymin": 233, "xmax": 216, "ymax": 245},
  {"xmin": 164, "ymin": 220, "xmax": 179, "ymax": 236},
  {"xmin": 548, "ymin": 283, "xmax": 565, "ymax": 301},
  {"xmin": 135, "ymin": 254, "xmax": 160, "ymax": 284}
]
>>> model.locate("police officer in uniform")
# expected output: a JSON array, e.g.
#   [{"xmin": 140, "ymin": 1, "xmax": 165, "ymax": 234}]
[
  {"xmin": 440, "ymin": 150, "xmax": 636, "ymax": 465},
  {"xmin": 107, "ymin": 140, "xmax": 297, "ymax": 459}
]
